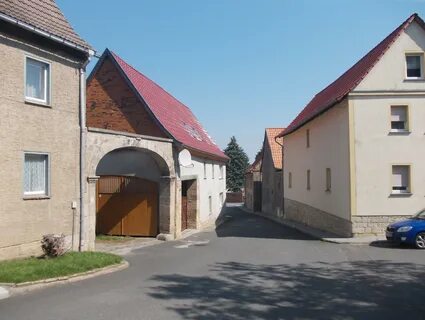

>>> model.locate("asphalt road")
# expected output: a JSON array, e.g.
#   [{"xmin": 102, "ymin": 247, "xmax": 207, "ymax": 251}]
[{"xmin": 1, "ymin": 207, "xmax": 424, "ymax": 320}]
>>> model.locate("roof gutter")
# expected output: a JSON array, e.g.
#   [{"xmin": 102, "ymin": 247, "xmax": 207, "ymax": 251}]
[{"xmin": 0, "ymin": 12, "xmax": 95, "ymax": 56}]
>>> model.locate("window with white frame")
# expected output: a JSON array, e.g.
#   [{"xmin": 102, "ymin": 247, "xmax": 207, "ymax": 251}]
[
  {"xmin": 212, "ymin": 164, "xmax": 215, "ymax": 179},
  {"xmin": 219, "ymin": 165, "xmax": 224, "ymax": 179},
  {"xmin": 203, "ymin": 162, "xmax": 207, "ymax": 179},
  {"xmin": 406, "ymin": 54, "xmax": 423, "ymax": 79},
  {"xmin": 392, "ymin": 165, "xmax": 410, "ymax": 194},
  {"xmin": 391, "ymin": 105, "xmax": 408, "ymax": 132},
  {"xmin": 25, "ymin": 57, "xmax": 50, "ymax": 104},
  {"xmin": 24, "ymin": 153, "xmax": 49, "ymax": 196},
  {"xmin": 326, "ymin": 168, "xmax": 331, "ymax": 192}
]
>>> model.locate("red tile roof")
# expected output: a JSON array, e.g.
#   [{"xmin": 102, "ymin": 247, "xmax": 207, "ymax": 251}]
[
  {"xmin": 108, "ymin": 50, "xmax": 228, "ymax": 160},
  {"xmin": 265, "ymin": 128, "xmax": 284, "ymax": 170},
  {"xmin": 0, "ymin": 0, "xmax": 92, "ymax": 51},
  {"xmin": 278, "ymin": 13, "xmax": 425, "ymax": 138}
]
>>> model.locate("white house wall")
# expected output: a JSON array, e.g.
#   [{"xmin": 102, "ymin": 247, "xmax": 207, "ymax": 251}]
[
  {"xmin": 350, "ymin": 95, "xmax": 425, "ymax": 217},
  {"xmin": 180, "ymin": 156, "xmax": 226, "ymax": 225},
  {"xmin": 282, "ymin": 99, "xmax": 352, "ymax": 236},
  {"xmin": 355, "ymin": 21, "xmax": 425, "ymax": 91}
]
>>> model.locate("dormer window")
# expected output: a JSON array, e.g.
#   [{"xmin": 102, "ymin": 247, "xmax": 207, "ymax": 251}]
[{"xmin": 406, "ymin": 54, "xmax": 423, "ymax": 79}]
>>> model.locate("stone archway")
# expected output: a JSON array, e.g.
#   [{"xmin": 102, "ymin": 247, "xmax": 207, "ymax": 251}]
[{"xmin": 82, "ymin": 129, "xmax": 177, "ymax": 250}]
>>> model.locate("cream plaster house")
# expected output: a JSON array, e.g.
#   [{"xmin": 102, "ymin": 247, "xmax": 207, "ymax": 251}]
[
  {"xmin": 278, "ymin": 13, "xmax": 425, "ymax": 237},
  {"xmin": 0, "ymin": 0, "xmax": 93, "ymax": 260}
]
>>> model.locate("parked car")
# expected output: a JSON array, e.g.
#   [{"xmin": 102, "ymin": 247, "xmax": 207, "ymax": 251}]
[{"xmin": 386, "ymin": 209, "xmax": 425, "ymax": 249}]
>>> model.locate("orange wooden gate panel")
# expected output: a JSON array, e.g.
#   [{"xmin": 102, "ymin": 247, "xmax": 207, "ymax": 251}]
[{"xmin": 96, "ymin": 176, "xmax": 158, "ymax": 237}]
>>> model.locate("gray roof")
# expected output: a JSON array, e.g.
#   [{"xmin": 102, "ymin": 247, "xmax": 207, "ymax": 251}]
[{"xmin": 0, "ymin": 0, "xmax": 92, "ymax": 51}]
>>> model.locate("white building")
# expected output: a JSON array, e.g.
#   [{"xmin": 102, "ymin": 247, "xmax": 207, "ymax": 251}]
[{"xmin": 279, "ymin": 13, "xmax": 425, "ymax": 237}]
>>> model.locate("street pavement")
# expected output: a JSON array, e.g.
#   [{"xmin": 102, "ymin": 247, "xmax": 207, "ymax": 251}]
[{"xmin": 1, "ymin": 206, "xmax": 424, "ymax": 320}]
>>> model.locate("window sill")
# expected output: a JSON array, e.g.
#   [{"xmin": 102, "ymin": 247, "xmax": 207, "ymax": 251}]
[
  {"xmin": 23, "ymin": 195, "xmax": 50, "ymax": 200},
  {"xmin": 404, "ymin": 77, "xmax": 425, "ymax": 82},
  {"xmin": 25, "ymin": 99, "xmax": 51, "ymax": 108},
  {"xmin": 388, "ymin": 130, "xmax": 410, "ymax": 136},
  {"xmin": 389, "ymin": 192, "xmax": 412, "ymax": 198}
]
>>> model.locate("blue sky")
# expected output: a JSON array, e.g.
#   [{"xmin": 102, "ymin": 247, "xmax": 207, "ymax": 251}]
[{"xmin": 58, "ymin": 0, "xmax": 424, "ymax": 161}]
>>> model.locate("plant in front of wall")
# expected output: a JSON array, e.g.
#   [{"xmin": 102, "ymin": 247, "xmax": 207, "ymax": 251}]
[{"xmin": 41, "ymin": 234, "xmax": 67, "ymax": 258}]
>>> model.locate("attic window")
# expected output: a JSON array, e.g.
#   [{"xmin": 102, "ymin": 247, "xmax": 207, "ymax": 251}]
[
  {"xmin": 183, "ymin": 123, "xmax": 203, "ymax": 141},
  {"xmin": 406, "ymin": 54, "xmax": 423, "ymax": 79}
]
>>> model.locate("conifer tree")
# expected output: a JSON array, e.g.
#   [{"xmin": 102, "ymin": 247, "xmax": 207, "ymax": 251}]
[{"xmin": 224, "ymin": 136, "xmax": 250, "ymax": 192}]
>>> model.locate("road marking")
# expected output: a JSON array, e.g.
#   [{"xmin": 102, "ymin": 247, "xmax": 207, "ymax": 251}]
[{"xmin": 174, "ymin": 240, "xmax": 210, "ymax": 248}]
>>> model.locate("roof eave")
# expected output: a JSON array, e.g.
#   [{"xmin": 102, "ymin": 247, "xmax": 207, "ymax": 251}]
[{"xmin": 0, "ymin": 12, "xmax": 94, "ymax": 56}]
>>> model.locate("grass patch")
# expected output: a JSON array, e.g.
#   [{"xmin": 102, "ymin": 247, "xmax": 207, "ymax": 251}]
[
  {"xmin": 96, "ymin": 234, "xmax": 134, "ymax": 242},
  {"xmin": 0, "ymin": 252, "xmax": 123, "ymax": 284}
]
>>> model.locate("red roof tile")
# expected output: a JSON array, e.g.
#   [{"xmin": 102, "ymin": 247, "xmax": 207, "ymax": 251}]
[
  {"xmin": 0, "ymin": 0, "xmax": 92, "ymax": 51},
  {"xmin": 265, "ymin": 128, "xmax": 284, "ymax": 170},
  {"xmin": 278, "ymin": 13, "xmax": 425, "ymax": 137},
  {"xmin": 108, "ymin": 50, "xmax": 228, "ymax": 160}
]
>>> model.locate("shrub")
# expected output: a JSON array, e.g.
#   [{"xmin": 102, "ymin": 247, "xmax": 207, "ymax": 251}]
[{"xmin": 41, "ymin": 234, "xmax": 67, "ymax": 258}]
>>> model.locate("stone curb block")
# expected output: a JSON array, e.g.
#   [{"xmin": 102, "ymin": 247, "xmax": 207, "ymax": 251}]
[{"xmin": 1, "ymin": 260, "xmax": 129, "ymax": 297}]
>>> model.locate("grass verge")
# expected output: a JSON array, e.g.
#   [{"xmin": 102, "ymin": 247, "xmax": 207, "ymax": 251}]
[{"xmin": 0, "ymin": 252, "xmax": 123, "ymax": 284}]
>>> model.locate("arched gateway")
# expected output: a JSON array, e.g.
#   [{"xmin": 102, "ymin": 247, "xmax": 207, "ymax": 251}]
[{"xmin": 82, "ymin": 129, "xmax": 177, "ymax": 250}]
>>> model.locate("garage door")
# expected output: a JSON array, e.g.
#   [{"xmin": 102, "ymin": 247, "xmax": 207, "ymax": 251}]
[{"xmin": 96, "ymin": 176, "xmax": 158, "ymax": 237}]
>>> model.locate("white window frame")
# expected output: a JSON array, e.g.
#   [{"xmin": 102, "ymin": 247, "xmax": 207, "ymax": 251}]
[
  {"xmin": 405, "ymin": 53, "xmax": 424, "ymax": 80},
  {"xmin": 391, "ymin": 165, "xmax": 411, "ymax": 195},
  {"xmin": 23, "ymin": 152, "xmax": 50, "ymax": 198},
  {"xmin": 390, "ymin": 105, "xmax": 409, "ymax": 133},
  {"xmin": 203, "ymin": 162, "xmax": 207, "ymax": 179},
  {"xmin": 25, "ymin": 56, "xmax": 51, "ymax": 105},
  {"xmin": 212, "ymin": 164, "xmax": 215, "ymax": 179},
  {"xmin": 219, "ymin": 165, "xmax": 224, "ymax": 180}
]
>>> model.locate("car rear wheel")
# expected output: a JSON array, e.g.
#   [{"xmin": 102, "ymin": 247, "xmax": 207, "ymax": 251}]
[{"xmin": 415, "ymin": 232, "xmax": 425, "ymax": 249}]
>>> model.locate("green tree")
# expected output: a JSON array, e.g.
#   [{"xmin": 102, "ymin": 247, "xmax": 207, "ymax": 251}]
[{"xmin": 224, "ymin": 136, "xmax": 250, "ymax": 192}]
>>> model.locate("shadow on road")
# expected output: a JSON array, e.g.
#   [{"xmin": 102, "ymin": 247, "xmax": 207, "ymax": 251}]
[
  {"xmin": 215, "ymin": 206, "xmax": 313, "ymax": 241},
  {"xmin": 148, "ymin": 260, "xmax": 425, "ymax": 320}
]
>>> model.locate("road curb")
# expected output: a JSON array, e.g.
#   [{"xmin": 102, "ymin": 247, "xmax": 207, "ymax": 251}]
[{"xmin": 1, "ymin": 260, "xmax": 129, "ymax": 297}]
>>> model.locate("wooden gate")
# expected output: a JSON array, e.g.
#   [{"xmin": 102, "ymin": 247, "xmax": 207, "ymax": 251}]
[{"xmin": 96, "ymin": 176, "xmax": 158, "ymax": 237}]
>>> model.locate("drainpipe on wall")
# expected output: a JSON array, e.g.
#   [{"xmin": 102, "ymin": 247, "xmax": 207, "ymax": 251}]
[{"xmin": 79, "ymin": 57, "xmax": 91, "ymax": 251}]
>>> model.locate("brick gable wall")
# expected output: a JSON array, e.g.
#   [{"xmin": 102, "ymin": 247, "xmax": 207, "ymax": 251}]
[{"xmin": 86, "ymin": 57, "xmax": 168, "ymax": 138}]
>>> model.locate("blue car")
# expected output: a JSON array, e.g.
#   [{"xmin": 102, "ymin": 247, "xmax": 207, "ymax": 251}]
[{"xmin": 386, "ymin": 209, "xmax": 425, "ymax": 249}]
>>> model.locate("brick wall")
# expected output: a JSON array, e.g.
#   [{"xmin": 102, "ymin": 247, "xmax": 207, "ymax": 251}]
[{"xmin": 87, "ymin": 57, "xmax": 167, "ymax": 138}]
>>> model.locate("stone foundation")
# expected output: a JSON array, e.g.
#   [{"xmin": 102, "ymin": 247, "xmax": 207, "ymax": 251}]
[
  {"xmin": 284, "ymin": 198, "xmax": 352, "ymax": 237},
  {"xmin": 352, "ymin": 215, "xmax": 408, "ymax": 236}
]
